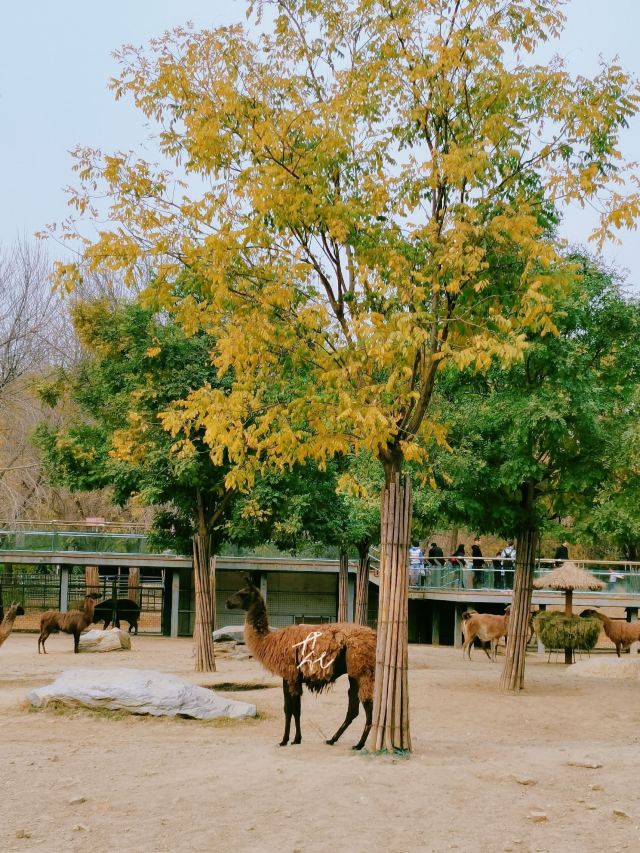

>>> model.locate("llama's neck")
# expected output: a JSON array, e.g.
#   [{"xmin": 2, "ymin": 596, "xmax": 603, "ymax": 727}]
[
  {"xmin": 244, "ymin": 596, "xmax": 270, "ymax": 656},
  {"xmin": 82, "ymin": 599, "xmax": 97, "ymax": 623},
  {"xmin": 0, "ymin": 609, "xmax": 18, "ymax": 643}
]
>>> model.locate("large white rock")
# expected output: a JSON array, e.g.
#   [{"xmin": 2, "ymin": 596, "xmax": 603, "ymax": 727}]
[
  {"xmin": 78, "ymin": 629, "xmax": 131, "ymax": 653},
  {"xmin": 28, "ymin": 668, "xmax": 257, "ymax": 719}
]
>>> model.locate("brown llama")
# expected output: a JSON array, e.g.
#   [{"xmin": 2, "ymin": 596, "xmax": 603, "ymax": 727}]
[
  {"xmin": 226, "ymin": 576, "xmax": 376, "ymax": 749},
  {"xmin": 462, "ymin": 605, "xmax": 511, "ymax": 661},
  {"xmin": 581, "ymin": 609, "xmax": 640, "ymax": 657},
  {"xmin": 38, "ymin": 593, "xmax": 100, "ymax": 654},
  {"xmin": 0, "ymin": 603, "xmax": 25, "ymax": 648}
]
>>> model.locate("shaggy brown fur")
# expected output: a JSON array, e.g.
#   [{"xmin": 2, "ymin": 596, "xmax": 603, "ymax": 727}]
[
  {"xmin": 0, "ymin": 603, "xmax": 25, "ymax": 648},
  {"xmin": 226, "ymin": 576, "xmax": 376, "ymax": 749},
  {"xmin": 581, "ymin": 609, "xmax": 640, "ymax": 657},
  {"xmin": 38, "ymin": 594, "xmax": 100, "ymax": 654},
  {"xmin": 462, "ymin": 606, "xmax": 511, "ymax": 662}
]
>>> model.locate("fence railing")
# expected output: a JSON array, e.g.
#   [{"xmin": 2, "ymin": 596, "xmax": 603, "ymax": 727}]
[
  {"xmin": 0, "ymin": 528, "xmax": 150, "ymax": 555},
  {"xmin": 408, "ymin": 559, "xmax": 640, "ymax": 595}
]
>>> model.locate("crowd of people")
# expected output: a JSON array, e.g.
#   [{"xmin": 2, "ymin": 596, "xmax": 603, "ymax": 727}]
[{"xmin": 409, "ymin": 537, "xmax": 542, "ymax": 589}]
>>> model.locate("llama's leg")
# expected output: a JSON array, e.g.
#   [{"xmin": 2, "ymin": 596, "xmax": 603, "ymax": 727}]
[
  {"xmin": 462, "ymin": 635, "xmax": 473, "ymax": 659},
  {"xmin": 326, "ymin": 677, "xmax": 359, "ymax": 745},
  {"xmin": 280, "ymin": 681, "xmax": 293, "ymax": 746},
  {"xmin": 353, "ymin": 698, "xmax": 373, "ymax": 750},
  {"xmin": 73, "ymin": 631, "xmax": 80, "ymax": 653},
  {"xmin": 290, "ymin": 690, "xmax": 302, "ymax": 745},
  {"xmin": 616, "ymin": 642, "xmax": 621, "ymax": 658},
  {"xmin": 484, "ymin": 641, "xmax": 494, "ymax": 661},
  {"xmin": 38, "ymin": 631, "xmax": 48, "ymax": 654}
]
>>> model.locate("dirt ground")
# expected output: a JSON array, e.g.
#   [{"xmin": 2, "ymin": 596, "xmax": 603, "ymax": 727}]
[{"xmin": 1, "ymin": 633, "xmax": 639, "ymax": 853}]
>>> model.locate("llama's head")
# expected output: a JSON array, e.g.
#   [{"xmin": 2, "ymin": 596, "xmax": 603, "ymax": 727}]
[
  {"xmin": 580, "ymin": 609, "xmax": 601, "ymax": 620},
  {"xmin": 226, "ymin": 576, "xmax": 261, "ymax": 611},
  {"xmin": 9, "ymin": 603, "xmax": 25, "ymax": 616}
]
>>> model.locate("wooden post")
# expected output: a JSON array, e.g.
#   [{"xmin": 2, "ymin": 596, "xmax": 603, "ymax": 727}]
[
  {"xmin": 628, "ymin": 608, "xmax": 639, "ymax": 655},
  {"xmin": 453, "ymin": 605, "xmax": 463, "ymax": 648},
  {"xmin": 354, "ymin": 543, "xmax": 370, "ymax": 626},
  {"xmin": 338, "ymin": 549, "xmax": 349, "ymax": 622},
  {"xmin": 192, "ymin": 534, "xmax": 216, "ymax": 672},
  {"xmin": 370, "ymin": 472, "xmax": 411, "ymax": 753},
  {"xmin": 564, "ymin": 589, "xmax": 573, "ymax": 664},
  {"xmin": 59, "ymin": 566, "xmax": 69, "ymax": 613},
  {"xmin": 170, "ymin": 571, "xmax": 180, "ymax": 638},
  {"xmin": 537, "ymin": 603, "xmax": 546, "ymax": 654},
  {"xmin": 431, "ymin": 604, "xmax": 440, "ymax": 645}
]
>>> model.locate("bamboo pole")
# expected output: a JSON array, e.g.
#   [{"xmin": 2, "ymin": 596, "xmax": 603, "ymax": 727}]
[
  {"xmin": 338, "ymin": 549, "xmax": 349, "ymax": 622},
  {"xmin": 370, "ymin": 472, "xmax": 411, "ymax": 752},
  {"xmin": 355, "ymin": 546, "xmax": 370, "ymax": 625},
  {"xmin": 192, "ymin": 534, "xmax": 216, "ymax": 672},
  {"xmin": 128, "ymin": 566, "xmax": 141, "ymax": 606},
  {"xmin": 85, "ymin": 566, "xmax": 100, "ymax": 598}
]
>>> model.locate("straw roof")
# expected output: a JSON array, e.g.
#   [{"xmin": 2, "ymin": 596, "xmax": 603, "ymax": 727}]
[{"xmin": 533, "ymin": 561, "xmax": 605, "ymax": 591}]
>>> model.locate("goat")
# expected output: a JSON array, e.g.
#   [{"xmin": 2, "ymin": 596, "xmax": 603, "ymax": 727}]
[
  {"xmin": 226, "ymin": 576, "xmax": 376, "ymax": 749},
  {"xmin": 38, "ymin": 593, "xmax": 100, "ymax": 654},
  {"xmin": 0, "ymin": 602, "xmax": 25, "ymax": 648},
  {"xmin": 92, "ymin": 598, "xmax": 140, "ymax": 634},
  {"xmin": 462, "ymin": 606, "xmax": 511, "ymax": 661},
  {"xmin": 580, "ymin": 609, "xmax": 640, "ymax": 657}
]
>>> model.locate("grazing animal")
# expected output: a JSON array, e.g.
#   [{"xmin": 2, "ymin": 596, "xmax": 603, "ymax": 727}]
[
  {"xmin": 580, "ymin": 609, "xmax": 640, "ymax": 657},
  {"xmin": 226, "ymin": 576, "xmax": 376, "ymax": 749},
  {"xmin": 92, "ymin": 598, "xmax": 140, "ymax": 634},
  {"xmin": 462, "ymin": 606, "xmax": 511, "ymax": 661},
  {"xmin": 0, "ymin": 603, "xmax": 25, "ymax": 648},
  {"xmin": 38, "ymin": 593, "xmax": 100, "ymax": 654}
]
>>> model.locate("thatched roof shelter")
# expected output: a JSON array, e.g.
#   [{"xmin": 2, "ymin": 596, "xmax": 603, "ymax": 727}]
[
  {"xmin": 533, "ymin": 562, "xmax": 605, "ymax": 664},
  {"xmin": 533, "ymin": 562, "xmax": 605, "ymax": 593}
]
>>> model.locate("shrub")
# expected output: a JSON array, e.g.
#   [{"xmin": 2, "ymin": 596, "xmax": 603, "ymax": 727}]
[{"xmin": 533, "ymin": 612, "xmax": 600, "ymax": 652}]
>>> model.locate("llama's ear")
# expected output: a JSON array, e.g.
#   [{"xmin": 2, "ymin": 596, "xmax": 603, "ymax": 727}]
[{"xmin": 243, "ymin": 574, "xmax": 256, "ymax": 589}]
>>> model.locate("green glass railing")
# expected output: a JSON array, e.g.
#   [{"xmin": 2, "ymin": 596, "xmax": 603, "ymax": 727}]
[{"xmin": 0, "ymin": 529, "xmax": 149, "ymax": 555}]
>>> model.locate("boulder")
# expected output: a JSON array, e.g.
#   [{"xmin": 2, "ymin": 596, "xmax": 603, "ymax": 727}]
[
  {"xmin": 78, "ymin": 629, "xmax": 131, "ymax": 653},
  {"xmin": 568, "ymin": 656, "xmax": 640, "ymax": 680},
  {"xmin": 212, "ymin": 625, "xmax": 246, "ymax": 643},
  {"xmin": 28, "ymin": 668, "xmax": 257, "ymax": 719}
]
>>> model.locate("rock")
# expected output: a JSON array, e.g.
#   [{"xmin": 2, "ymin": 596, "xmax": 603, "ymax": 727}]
[
  {"xmin": 78, "ymin": 629, "xmax": 131, "ymax": 653},
  {"xmin": 568, "ymin": 657, "xmax": 640, "ymax": 680},
  {"xmin": 15, "ymin": 829, "xmax": 31, "ymax": 839},
  {"xmin": 73, "ymin": 824, "xmax": 89, "ymax": 832},
  {"xmin": 28, "ymin": 668, "xmax": 257, "ymax": 720},
  {"xmin": 68, "ymin": 796, "xmax": 86, "ymax": 805},
  {"xmin": 513, "ymin": 776, "xmax": 538, "ymax": 786},
  {"xmin": 527, "ymin": 809, "xmax": 548, "ymax": 823},
  {"xmin": 613, "ymin": 808, "xmax": 630, "ymax": 818},
  {"xmin": 567, "ymin": 761, "xmax": 603, "ymax": 769},
  {"xmin": 212, "ymin": 625, "xmax": 246, "ymax": 643}
]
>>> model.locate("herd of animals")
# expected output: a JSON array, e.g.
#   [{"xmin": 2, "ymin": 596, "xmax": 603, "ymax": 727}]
[{"xmin": 2, "ymin": 577, "xmax": 640, "ymax": 749}]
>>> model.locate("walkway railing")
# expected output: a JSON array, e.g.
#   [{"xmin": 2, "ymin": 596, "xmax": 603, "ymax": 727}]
[
  {"xmin": 0, "ymin": 528, "xmax": 149, "ymax": 555},
  {"xmin": 409, "ymin": 558, "xmax": 640, "ymax": 595}
]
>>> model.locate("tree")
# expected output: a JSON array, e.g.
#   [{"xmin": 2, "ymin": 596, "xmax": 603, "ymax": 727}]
[
  {"xmin": 425, "ymin": 256, "xmax": 640, "ymax": 682},
  {"xmin": 52, "ymin": 1, "xmax": 640, "ymax": 749},
  {"xmin": 35, "ymin": 299, "xmax": 238, "ymax": 671}
]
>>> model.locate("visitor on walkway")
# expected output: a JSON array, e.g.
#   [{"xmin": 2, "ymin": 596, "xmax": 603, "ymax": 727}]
[
  {"xmin": 409, "ymin": 542, "xmax": 425, "ymax": 587},
  {"xmin": 500, "ymin": 541, "xmax": 516, "ymax": 589},
  {"xmin": 471, "ymin": 537, "xmax": 485, "ymax": 588},
  {"xmin": 428, "ymin": 542, "xmax": 444, "ymax": 567},
  {"xmin": 493, "ymin": 550, "xmax": 505, "ymax": 589},
  {"xmin": 554, "ymin": 540, "xmax": 569, "ymax": 566}
]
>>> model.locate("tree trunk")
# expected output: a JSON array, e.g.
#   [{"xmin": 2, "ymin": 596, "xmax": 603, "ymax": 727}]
[
  {"xmin": 564, "ymin": 589, "xmax": 573, "ymax": 664},
  {"xmin": 192, "ymin": 533, "xmax": 216, "ymax": 672},
  {"xmin": 370, "ymin": 470, "xmax": 412, "ymax": 752},
  {"xmin": 128, "ymin": 566, "xmax": 141, "ymax": 606},
  {"xmin": 354, "ymin": 541, "xmax": 370, "ymax": 626},
  {"xmin": 338, "ymin": 548, "xmax": 349, "ymax": 622},
  {"xmin": 500, "ymin": 482, "xmax": 538, "ymax": 692}
]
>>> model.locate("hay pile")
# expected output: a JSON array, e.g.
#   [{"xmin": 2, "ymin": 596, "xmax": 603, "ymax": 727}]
[{"xmin": 534, "ymin": 612, "xmax": 600, "ymax": 652}]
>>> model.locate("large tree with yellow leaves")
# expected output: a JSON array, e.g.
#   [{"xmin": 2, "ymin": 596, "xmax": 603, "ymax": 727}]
[{"xmin": 53, "ymin": 0, "xmax": 639, "ymax": 751}]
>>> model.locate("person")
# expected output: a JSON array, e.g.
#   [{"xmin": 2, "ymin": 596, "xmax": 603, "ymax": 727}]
[
  {"xmin": 493, "ymin": 550, "xmax": 505, "ymax": 589},
  {"xmin": 471, "ymin": 537, "xmax": 485, "ymax": 588},
  {"xmin": 449, "ymin": 543, "xmax": 466, "ymax": 566},
  {"xmin": 409, "ymin": 542, "xmax": 425, "ymax": 587},
  {"xmin": 500, "ymin": 541, "xmax": 516, "ymax": 589},
  {"xmin": 554, "ymin": 540, "xmax": 569, "ymax": 566},
  {"xmin": 608, "ymin": 567, "xmax": 624, "ymax": 591},
  {"xmin": 428, "ymin": 542, "xmax": 444, "ymax": 567}
]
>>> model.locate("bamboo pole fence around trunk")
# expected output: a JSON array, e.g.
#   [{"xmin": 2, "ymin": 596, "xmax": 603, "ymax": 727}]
[
  {"xmin": 85, "ymin": 566, "xmax": 100, "ymax": 598},
  {"xmin": 192, "ymin": 534, "xmax": 216, "ymax": 672},
  {"xmin": 370, "ymin": 472, "xmax": 412, "ymax": 752},
  {"xmin": 128, "ymin": 566, "xmax": 141, "ymax": 606},
  {"xmin": 499, "ymin": 527, "xmax": 537, "ymax": 692},
  {"xmin": 338, "ymin": 550, "xmax": 349, "ymax": 622},
  {"xmin": 354, "ymin": 546, "xmax": 370, "ymax": 626}
]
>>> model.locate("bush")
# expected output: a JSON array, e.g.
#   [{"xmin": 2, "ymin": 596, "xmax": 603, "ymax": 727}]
[{"xmin": 533, "ymin": 612, "xmax": 600, "ymax": 651}]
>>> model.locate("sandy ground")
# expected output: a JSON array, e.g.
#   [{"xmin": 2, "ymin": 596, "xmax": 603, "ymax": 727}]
[{"xmin": 1, "ymin": 633, "xmax": 639, "ymax": 853}]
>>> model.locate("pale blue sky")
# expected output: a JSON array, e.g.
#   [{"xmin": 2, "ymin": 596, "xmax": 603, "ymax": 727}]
[{"xmin": 1, "ymin": 1, "xmax": 638, "ymax": 289}]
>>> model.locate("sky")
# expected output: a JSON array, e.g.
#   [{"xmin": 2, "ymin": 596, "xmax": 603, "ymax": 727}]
[{"xmin": 1, "ymin": 0, "xmax": 639, "ymax": 290}]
